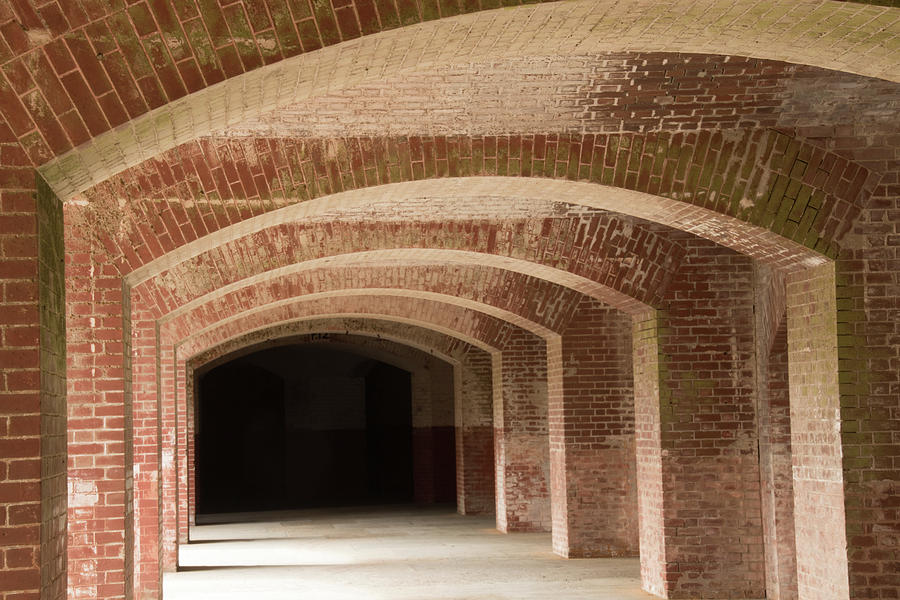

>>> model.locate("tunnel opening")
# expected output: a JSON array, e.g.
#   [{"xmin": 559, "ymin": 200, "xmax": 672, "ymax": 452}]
[{"xmin": 195, "ymin": 342, "xmax": 456, "ymax": 516}]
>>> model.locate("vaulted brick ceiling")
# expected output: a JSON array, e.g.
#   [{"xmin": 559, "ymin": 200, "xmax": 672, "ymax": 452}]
[{"xmin": 2, "ymin": 2, "xmax": 894, "ymax": 600}]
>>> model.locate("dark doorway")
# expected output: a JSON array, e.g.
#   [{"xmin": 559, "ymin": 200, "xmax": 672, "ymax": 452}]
[{"xmin": 196, "ymin": 343, "xmax": 426, "ymax": 515}]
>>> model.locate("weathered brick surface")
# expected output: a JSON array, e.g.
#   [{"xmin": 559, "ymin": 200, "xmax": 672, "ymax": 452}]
[
  {"xmin": 551, "ymin": 298, "xmax": 637, "ymax": 558},
  {"xmin": 834, "ymin": 189, "xmax": 900, "ymax": 600},
  {"xmin": 494, "ymin": 327, "xmax": 551, "ymax": 533},
  {"xmin": 80, "ymin": 130, "xmax": 864, "ymax": 271},
  {"xmin": 634, "ymin": 238, "xmax": 765, "ymax": 599},
  {"xmin": 455, "ymin": 347, "xmax": 495, "ymax": 515},
  {"xmin": 128, "ymin": 289, "xmax": 161, "ymax": 600},
  {"xmin": 0, "ymin": 175, "xmax": 66, "ymax": 600},
  {"xmin": 0, "ymin": 173, "xmax": 41, "ymax": 600},
  {"xmin": 23, "ymin": 1, "xmax": 899, "ymax": 198},
  {"xmin": 37, "ymin": 177, "xmax": 66, "ymax": 600},
  {"xmin": 63, "ymin": 208, "xmax": 132, "ymax": 600},
  {"xmin": 0, "ymin": 2, "xmax": 896, "ymax": 599},
  {"xmin": 153, "ymin": 265, "xmax": 595, "ymax": 349},
  {"xmin": 130, "ymin": 210, "xmax": 677, "ymax": 316},
  {"xmin": 786, "ymin": 264, "xmax": 849, "ymax": 600},
  {"xmin": 754, "ymin": 266, "xmax": 797, "ymax": 600},
  {"xmin": 632, "ymin": 310, "xmax": 666, "ymax": 597}
]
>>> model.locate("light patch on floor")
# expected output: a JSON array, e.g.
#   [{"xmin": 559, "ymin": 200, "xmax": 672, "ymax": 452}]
[{"xmin": 165, "ymin": 505, "xmax": 653, "ymax": 599}]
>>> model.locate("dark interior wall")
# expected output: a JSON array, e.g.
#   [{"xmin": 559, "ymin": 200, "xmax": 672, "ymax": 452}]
[
  {"xmin": 366, "ymin": 363, "xmax": 414, "ymax": 501},
  {"xmin": 196, "ymin": 343, "xmax": 428, "ymax": 514},
  {"xmin": 196, "ymin": 363, "xmax": 286, "ymax": 514}
]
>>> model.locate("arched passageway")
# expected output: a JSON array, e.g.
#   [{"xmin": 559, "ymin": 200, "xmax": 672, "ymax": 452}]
[{"xmin": 1, "ymin": 2, "xmax": 897, "ymax": 600}]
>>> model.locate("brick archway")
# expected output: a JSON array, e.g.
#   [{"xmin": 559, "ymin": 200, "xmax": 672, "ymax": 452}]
[
  {"xmin": 3, "ymin": 2, "xmax": 898, "ymax": 600},
  {"xmin": 32, "ymin": 0, "xmax": 900, "ymax": 200}
]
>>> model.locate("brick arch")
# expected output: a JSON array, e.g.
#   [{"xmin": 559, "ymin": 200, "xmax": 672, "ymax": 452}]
[
  {"xmin": 189, "ymin": 319, "xmax": 476, "ymax": 369},
  {"xmin": 172, "ymin": 317, "xmax": 499, "ymax": 548},
  {"xmin": 193, "ymin": 316, "xmax": 495, "ymax": 435},
  {"xmin": 159, "ymin": 250, "xmax": 650, "ymax": 321},
  {"xmin": 128, "ymin": 204, "xmax": 678, "ymax": 318},
  {"xmin": 179, "ymin": 329, "xmax": 471, "ymax": 555},
  {"xmin": 184, "ymin": 287, "xmax": 559, "ymax": 344},
  {"xmin": 35, "ymin": 0, "xmax": 899, "ymax": 198},
  {"xmin": 160, "ymin": 263, "xmax": 596, "ymax": 342},
  {"xmin": 180, "ymin": 294, "xmax": 533, "ymax": 357},
  {"xmin": 82, "ymin": 129, "xmax": 863, "ymax": 288}
]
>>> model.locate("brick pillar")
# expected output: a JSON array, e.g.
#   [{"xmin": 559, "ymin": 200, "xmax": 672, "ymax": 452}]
[
  {"xmin": 0, "ymin": 176, "xmax": 66, "ymax": 600},
  {"xmin": 550, "ymin": 298, "xmax": 638, "ymax": 558},
  {"xmin": 493, "ymin": 328, "xmax": 550, "ymax": 533},
  {"xmin": 787, "ymin": 264, "xmax": 849, "ymax": 599},
  {"xmin": 836, "ymin": 191, "xmax": 900, "ymax": 600},
  {"xmin": 158, "ymin": 345, "xmax": 176, "ymax": 570},
  {"xmin": 633, "ymin": 240, "xmax": 765, "ymax": 599},
  {"xmin": 185, "ymin": 369, "xmax": 196, "ymax": 528},
  {"xmin": 754, "ymin": 267, "xmax": 797, "ymax": 600},
  {"xmin": 175, "ymin": 360, "xmax": 188, "ymax": 547},
  {"xmin": 633, "ymin": 311, "xmax": 666, "ymax": 597},
  {"xmin": 455, "ymin": 348, "xmax": 495, "ymax": 515},
  {"xmin": 65, "ymin": 204, "xmax": 133, "ymax": 600},
  {"xmin": 130, "ymin": 292, "xmax": 160, "ymax": 600},
  {"xmin": 758, "ymin": 320, "xmax": 797, "ymax": 600}
]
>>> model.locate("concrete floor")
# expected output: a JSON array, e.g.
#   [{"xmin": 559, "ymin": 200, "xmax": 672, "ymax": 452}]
[{"xmin": 164, "ymin": 505, "xmax": 654, "ymax": 599}]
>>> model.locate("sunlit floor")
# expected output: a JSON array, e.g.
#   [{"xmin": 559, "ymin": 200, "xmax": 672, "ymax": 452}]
[{"xmin": 164, "ymin": 505, "xmax": 655, "ymax": 600}]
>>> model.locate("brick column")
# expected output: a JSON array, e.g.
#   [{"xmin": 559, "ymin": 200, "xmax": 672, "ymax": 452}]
[
  {"xmin": 175, "ymin": 361, "xmax": 188, "ymax": 547},
  {"xmin": 185, "ymin": 369, "xmax": 196, "ymax": 529},
  {"xmin": 159, "ymin": 344, "xmax": 176, "ymax": 570},
  {"xmin": 550, "ymin": 298, "xmax": 637, "ymax": 558},
  {"xmin": 130, "ymin": 293, "xmax": 160, "ymax": 600},
  {"xmin": 0, "ymin": 176, "xmax": 66, "ymax": 600},
  {"xmin": 455, "ymin": 348, "xmax": 494, "ymax": 515},
  {"xmin": 787, "ymin": 264, "xmax": 849, "ymax": 599},
  {"xmin": 633, "ymin": 240, "xmax": 765, "ymax": 599},
  {"xmin": 65, "ymin": 204, "xmax": 133, "ymax": 600},
  {"xmin": 754, "ymin": 267, "xmax": 796, "ymax": 600},
  {"xmin": 493, "ymin": 328, "xmax": 550, "ymax": 533}
]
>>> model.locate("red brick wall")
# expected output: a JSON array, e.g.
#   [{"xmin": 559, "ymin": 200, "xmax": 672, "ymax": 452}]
[
  {"xmin": 0, "ymin": 176, "xmax": 66, "ymax": 600},
  {"xmin": 551, "ymin": 298, "xmax": 637, "ymax": 558},
  {"xmin": 635, "ymin": 238, "xmax": 765, "ymax": 599},
  {"xmin": 84, "ymin": 129, "xmax": 860, "ymax": 274},
  {"xmin": 835, "ymin": 189, "xmax": 900, "ymax": 600}
]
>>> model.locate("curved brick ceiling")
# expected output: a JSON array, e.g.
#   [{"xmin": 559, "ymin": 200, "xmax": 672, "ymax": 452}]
[
  {"xmin": 156, "ymin": 263, "xmax": 594, "ymax": 343},
  {"xmin": 154, "ymin": 250, "xmax": 652, "ymax": 320},
  {"xmin": 176, "ymin": 293, "xmax": 538, "ymax": 356},
  {"xmin": 187, "ymin": 319, "xmax": 486, "ymax": 371},
  {"xmin": 34, "ymin": 0, "xmax": 900, "ymax": 198},
  {"xmin": 132, "ymin": 212, "xmax": 681, "ymax": 316},
  {"xmin": 216, "ymin": 53, "xmax": 900, "ymax": 142}
]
